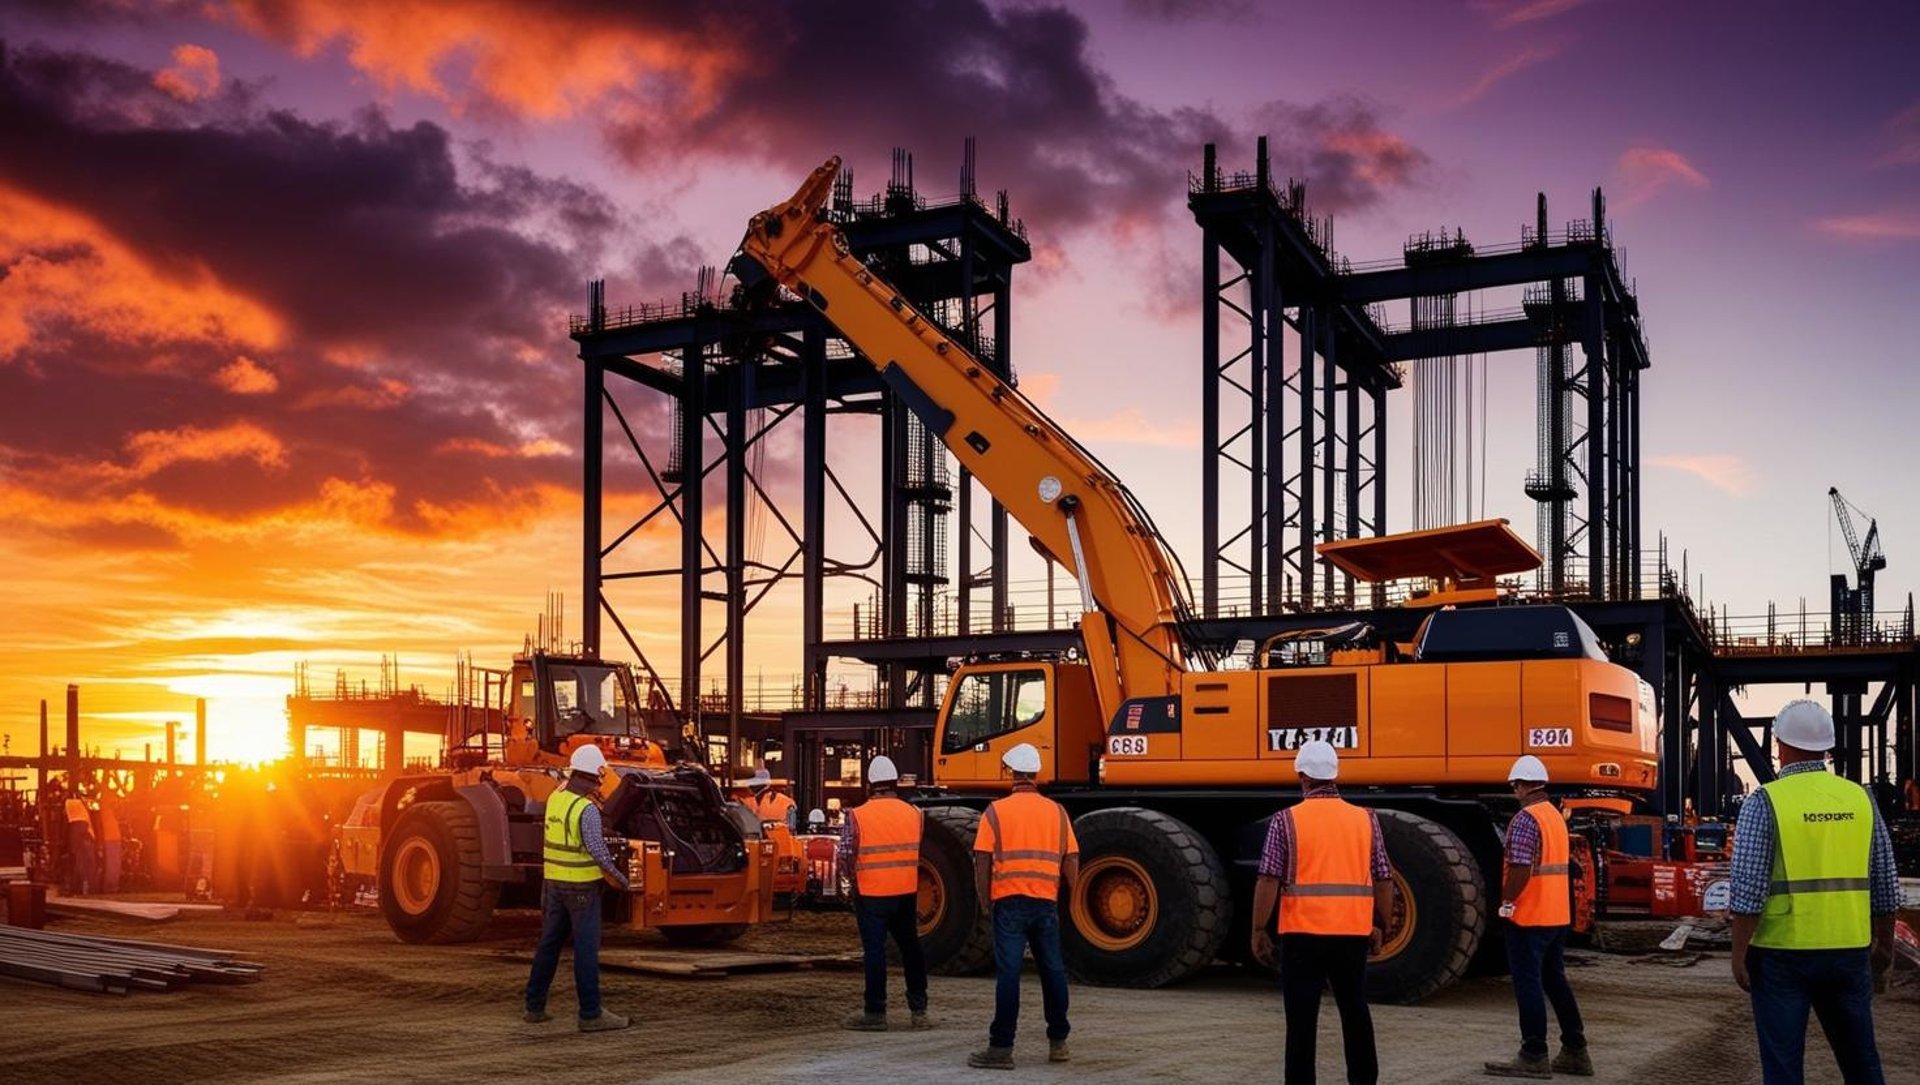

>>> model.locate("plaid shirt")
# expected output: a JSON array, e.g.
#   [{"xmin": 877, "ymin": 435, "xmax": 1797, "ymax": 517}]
[
  {"xmin": 1504, "ymin": 793, "xmax": 1554, "ymax": 866},
  {"xmin": 835, "ymin": 811, "xmax": 859, "ymax": 871},
  {"xmin": 1256, "ymin": 783, "xmax": 1392, "ymax": 884},
  {"xmin": 1729, "ymin": 759, "xmax": 1898, "ymax": 917}
]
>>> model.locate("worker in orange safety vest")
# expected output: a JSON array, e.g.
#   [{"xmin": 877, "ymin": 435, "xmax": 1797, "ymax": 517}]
[
  {"xmin": 1251, "ymin": 740, "xmax": 1393, "ymax": 1085},
  {"xmin": 839, "ymin": 755, "xmax": 930, "ymax": 1032},
  {"xmin": 746, "ymin": 767, "xmax": 797, "ymax": 830},
  {"xmin": 967, "ymin": 743, "xmax": 1078, "ymax": 1071},
  {"xmin": 63, "ymin": 793, "xmax": 97, "ymax": 896},
  {"xmin": 1484, "ymin": 755, "xmax": 1590, "ymax": 1079}
]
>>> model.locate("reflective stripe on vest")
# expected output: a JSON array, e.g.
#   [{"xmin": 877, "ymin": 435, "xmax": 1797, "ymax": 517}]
[
  {"xmin": 1512, "ymin": 801, "xmax": 1571, "ymax": 928},
  {"xmin": 543, "ymin": 790, "xmax": 604, "ymax": 884},
  {"xmin": 1752, "ymin": 771, "xmax": 1873, "ymax": 950},
  {"xmin": 1278, "ymin": 798, "xmax": 1376, "ymax": 936},
  {"xmin": 851, "ymin": 796, "xmax": 924, "ymax": 897},
  {"xmin": 981, "ymin": 793, "xmax": 1071, "ymax": 902}
]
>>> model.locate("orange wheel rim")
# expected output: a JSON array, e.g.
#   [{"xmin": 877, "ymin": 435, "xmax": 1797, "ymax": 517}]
[
  {"xmin": 1070, "ymin": 856, "xmax": 1158, "ymax": 952},
  {"xmin": 915, "ymin": 859, "xmax": 947, "ymax": 936},
  {"xmin": 392, "ymin": 838, "xmax": 440, "ymax": 914},
  {"xmin": 1373, "ymin": 869, "xmax": 1416, "ymax": 961}
]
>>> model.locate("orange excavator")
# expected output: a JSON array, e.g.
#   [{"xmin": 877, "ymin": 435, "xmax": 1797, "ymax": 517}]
[
  {"xmin": 340, "ymin": 652, "xmax": 777, "ymax": 946},
  {"xmin": 736, "ymin": 158, "xmax": 1658, "ymax": 1001}
]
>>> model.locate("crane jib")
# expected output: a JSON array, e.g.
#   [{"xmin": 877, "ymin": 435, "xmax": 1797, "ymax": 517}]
[{"xmin": 879, "ymin": 362, "xmax": 956, "ymax": 438}]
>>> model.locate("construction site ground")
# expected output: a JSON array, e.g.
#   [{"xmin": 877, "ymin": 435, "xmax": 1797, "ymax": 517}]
[{"xmin": 4, "ymin": 906, "xmax": 1915, "ymax": 1084}]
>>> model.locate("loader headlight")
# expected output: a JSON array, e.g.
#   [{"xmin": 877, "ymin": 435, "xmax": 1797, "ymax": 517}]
[{"xmin": 1038, "ymin": 476, "xmax": 1063, "ymax": 503}]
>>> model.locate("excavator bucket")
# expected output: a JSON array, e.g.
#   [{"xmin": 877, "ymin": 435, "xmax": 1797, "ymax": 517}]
[{"xmin": 1316, "ymin": 519, "xmax": 1542, "ymax": 584}]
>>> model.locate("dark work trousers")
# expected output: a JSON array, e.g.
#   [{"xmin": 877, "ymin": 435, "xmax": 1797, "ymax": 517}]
[
  {"xmin": 1748, "ymin": 946, "xmax": 1884, "ymax": 1085},
  {"xmin": 1504, "ymin": 925, "xmax": 1586, "ymax": 1059},
  {"xmin": 1278, "ymin": 932, "xmax": 1377, "ymax": 1085},
  {"xmin": 66, "ymin": 824, "xmax": 96, "ymax": 896},
  {"xmin": 854, "ymin": 892, "xmax": 929, "ymax": 1014},
  {"xmin": 523, "ymin": 883, "xmax": 605, "ymax": 1020},
  {"xmin": 988, "ymin": 895, "xmax": 1070, "ymax": 1049}
]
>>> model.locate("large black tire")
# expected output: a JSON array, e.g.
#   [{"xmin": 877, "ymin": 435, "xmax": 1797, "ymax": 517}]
[
  {"xmin": 379, "ymin": 800, "xmax": 499, "ymax": 944},
  {"xmin": 917, "ymin": 806, "xmax": 993, "ymax": 975},
  {"xmin": 1062, "ymin": 808, "xmax": 1231, "ymax": 988},
  {"xmin": 659, "ymin": 923, "xmax": 749, "ymax": 948},
  {"xmin": 1368, "ymin": 809, "xmax": 1484, "ymax": 1004}
]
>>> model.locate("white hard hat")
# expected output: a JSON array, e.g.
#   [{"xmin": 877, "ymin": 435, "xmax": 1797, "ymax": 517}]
[
  {"xmin": 808, "ymin": 808, "xmax": 826, "ymax": 826},
  {"xmin": 1774, "ymin": 699, "xmax": 1835, "ymax": 752},
  {"xmin": 1508, "ymin": 754, "xmax": 1549, "ymax": 783},
  {"xmin": 1295, "ymin": 740, "xmax": 1339, "ymax": 780},
  {"xmin": 1002, "ymin": 743, "xmax": 1043, "ymax": 774},
  {"xmin": 868, "ymin": 755, "xmax": 900, "ymax": 784},
  {"xmin": 569, "ymin": 744, "xmax": 608, "ymax": 775},
  {"xmin": 748, "ymin": 767, "xmax": 772, "ymax": 787}
]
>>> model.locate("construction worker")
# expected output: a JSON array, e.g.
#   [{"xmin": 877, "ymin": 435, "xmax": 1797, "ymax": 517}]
[
  {"xmin": 1250, "ymin": 740, "xmax": 1391, "ymax": 1085},
  {"xmin": 523, "ymin": 744, "xmax": 631, "ymax": 1032},
  {"xmin": 99, "ymin": 803, "xmax": 122, "ymax": 894},
  {"xmin": 839, "ymin": 755, "xmax": 930, "ymax": 1031},
  {"xmin": 807, "ymin": 808, "xmax": 828, "ymax": 833},
  {"xmin": 747, "ymin": 767, "xmax": 797, "ymax": 830},
  {"xmin": 1484, "ymin": 755, "xmax": 1590, "ymax": 1079},
  {"xmin": 63, "ymin": 792, "xmax": 95, "ymax": 896},
  {"xmin": 967, "ymin": 743, "xmax": 1077, "ymax": 1071},
  {"xmin": 1730, "ymin": 700, "xmax": 1897, "ymax": 1085}
]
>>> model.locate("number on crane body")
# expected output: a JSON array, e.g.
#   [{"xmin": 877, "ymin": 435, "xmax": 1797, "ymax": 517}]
[
  {"xmin": 1106, "ymin": 734, "xmax": 1150, "ymax": 757},
  {"xmin": 1266, "ymin": 726, "xmax": 1359, "ymax": 752},
  {"xmin": 1528, "ymin": 727, "xmax": 1574, "ymax": 749}
]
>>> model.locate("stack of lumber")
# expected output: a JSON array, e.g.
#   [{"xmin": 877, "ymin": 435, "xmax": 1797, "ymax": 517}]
[{"xmin": 0, "ymin": 926, "xmax": 263, "ymax": 994}]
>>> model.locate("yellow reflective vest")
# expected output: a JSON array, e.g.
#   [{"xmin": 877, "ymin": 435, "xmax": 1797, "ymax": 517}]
[
  {"xmin": 543, "ymin": 789, "xmax": 604, "ymax": 884},
  {"xmin": 1751, "ymin": 770, "xmax": 1873, "ymax": 950}
]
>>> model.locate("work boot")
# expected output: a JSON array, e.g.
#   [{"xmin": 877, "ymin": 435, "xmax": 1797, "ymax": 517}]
[
  {"xmin": 1050, "ymin": 1040, "xmax": 1072, "ymax": 1063},
  {"xmin": 1553, "ymin": 1045, "xmax": 1594, "ymax": 1077},
  {"xmin": 522, "ymin": 1010, "xmax": 551, "ymax": 1024},
  {"xmin": 967, "ymin": 1046, "xmax": 1015, "ymax": 1070},
  {"xmin": 842, "ymin": 1010, "xmax": 888, "ymax": 1031},
  {"xmin": 1483, "ymin": 1049, "xmax": 1552, "ymax": 1078},
  {"xmin": 578, "ymin": 1011, "xmax": 631, "ymax": 1033},
  {"xmin": 909, "ymin": 1010, "xmax": 933, "ymax": 1030}
]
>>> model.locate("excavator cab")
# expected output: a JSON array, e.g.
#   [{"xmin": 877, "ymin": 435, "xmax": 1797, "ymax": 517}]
[
  {"xmin": 506, "ymin": 653, "xmax": 668, "ymax": 769},
  {"xmin": 932, "ymin": 660, "xmax": 1103, "ymax": 790}
]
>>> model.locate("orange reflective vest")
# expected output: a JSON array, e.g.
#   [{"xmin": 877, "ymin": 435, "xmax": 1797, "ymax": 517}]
[
  {"xmin": 975, "ymin": 790, "xmax": 1078, "ymax": 902},
  {"xmin": 1511, "ymin": 801, "xmax": 1572, "ymax": 928},
  {"xmin": 850, "ymin": 795, "xmax": 923, "ymax": 896},
  {"xmin": 1279, "ymin": 798, "xmax": 1377, "ymax": 936},
  {"xmin": 64, "ymin": 799, "xmax": 90, "ymax": 825},
  {"xmin": 752, "ymin": 790, "xmax": 796, "ymax": 826}
]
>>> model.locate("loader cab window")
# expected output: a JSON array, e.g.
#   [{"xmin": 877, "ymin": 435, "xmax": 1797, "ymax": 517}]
[
  {"xmin": 545, "ymin": 663, "xmax": 640, "ymax": 739},
  {"xmin": 942, "ymin": 669, "xmax": 1048, "ymax": 754}
]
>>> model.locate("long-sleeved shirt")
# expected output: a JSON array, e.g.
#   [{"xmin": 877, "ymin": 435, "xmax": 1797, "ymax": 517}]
[
  {"xmin": 1503, "ymin": 793, "xmax": 1555, "ymax": 866},
  {"xmin": 1256, "ymin": 783, "xmax": 1393, "ymax": 884},
  {"xmin": 835, "ymin": 810, "xmax": 859, "ymax": 872},
  {"xmin": 573, "ymin": 797, "xmax": 628, "ymax": 889},
  {"xmin": 1728, "ymin": 759, "xmax": 1898, "ymax": 917}
]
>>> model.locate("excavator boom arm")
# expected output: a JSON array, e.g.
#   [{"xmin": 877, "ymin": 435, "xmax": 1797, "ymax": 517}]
[{"xmin": 738, "ymin": 158, "xmax": 1190, "ymax": 706}]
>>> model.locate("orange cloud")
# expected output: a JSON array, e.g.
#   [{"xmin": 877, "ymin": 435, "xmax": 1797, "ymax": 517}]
[
  {"xmin": 153, "ymin": 43, "xmax": 221, "ymax": 102},
  {"xmin": 294, "ymin": 376, "xmax": 410, "ymax": 410},
  {"xmin": 1616, "ymin": 147, "xmax": 1710, "ymax": 207},
  {"xmin": 1650, "ymin": 454, "xmax": 1752, "ymax": 496},
  {"xmin": 0, "ymin": 185, "xmax": 284, "ymax": 360},
  {"xmin": 215, "ymin": 356, "xmax": 279, "ymax": 394},
  {"xmin": 216, "ymin": 0, "xmax": 746, "ymax": 119},
  {"xmin": 436, "ymin": 435, "xmax": 570, "ymax": 459},
  {"xmin": 1812, "ymin": 209, "xmax": 1920, "ymax": 242},
  {"xmin": 1451, "ymin": 44, "xmax": 1561, "ymax": 108},
  {"xmin": 125, "ymin": 421, "xmax": 288, "ymax": 477},
  {"xmin": 1475, "ymin": 0, "xmax": 1588, "ymax": 29}
]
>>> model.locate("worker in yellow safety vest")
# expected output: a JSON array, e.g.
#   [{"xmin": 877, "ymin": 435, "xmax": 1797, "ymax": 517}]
[
  {"xmin": 523, "ymin": 744, "xmax": 631, "ymax": 1033},
  {"xmin": 1485, "ymin": 755, "xmax": 1591, "ymax": 1079},
  {"xmin": 839, "ymin": 755, "xmax": 931, "ymax": 1032},
  {"xmin": 746, "ymin": 767, "xmax": 797, "ymax": 830},
  {"xmin": 1251, "ymin": 740, "xmax": 1393, "ymax": 1085},
  {"xmin": 63, "ymin": 793, "xmax": 97, "ymax": 896},
  {"xmin": 967, "ymin": 743, "xmax": 1078, "ymax": 1071},
  {"xmin": 1730, "ymin": 700, "xmax": 1897, "ymax": 1085}
]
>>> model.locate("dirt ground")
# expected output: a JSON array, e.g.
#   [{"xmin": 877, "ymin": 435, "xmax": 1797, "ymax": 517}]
[{"xmin": 3, "ymin": 906, "xmax": 1915, "ymax": 1084}]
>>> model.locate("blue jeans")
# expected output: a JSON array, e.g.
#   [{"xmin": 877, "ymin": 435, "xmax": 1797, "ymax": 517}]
[
  {"xmin": 1748, "ymin": 946, "xmax": 1884, "ymax": 1085},
  {"xmin": 524, "ymin": 883, "xmax": 604, "ymax": 1019},
  {"xmin": 856, "ymin": 893, "xmax": 928, "ymax": 1014},
  {"xmin": 1504, "ymin": 925, "xmax": 1585, "ymax": 1058},
  {"xmin": 989, "ymin": 895, "xmax": 1070, "ymax": 1049}
]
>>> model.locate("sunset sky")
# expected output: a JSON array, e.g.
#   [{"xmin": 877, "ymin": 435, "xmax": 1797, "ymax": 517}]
[{"xmin": 2, "ymin": 0, "xmax": 1916, "ymax": 765}]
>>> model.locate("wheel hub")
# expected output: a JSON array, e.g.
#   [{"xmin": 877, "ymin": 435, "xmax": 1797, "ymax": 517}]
[
  {"xmin": 1072, "ymin": 856, "xmax": 1158, "ymax": 952},
  {"xmin": 916, "ymin": 860, "xmax": 947, "ymax": 935},
  {"xmin": 392, "ymin": 838, "xmax": 441, "ymax": 915},
  {"xmin": 1374, "ymin": 869, "xmax": 1416, "ymax": 961}
]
